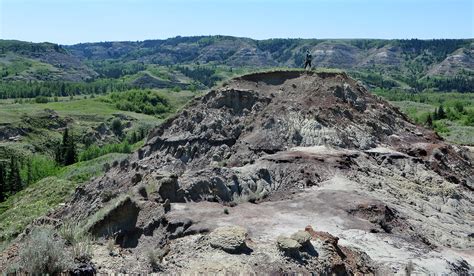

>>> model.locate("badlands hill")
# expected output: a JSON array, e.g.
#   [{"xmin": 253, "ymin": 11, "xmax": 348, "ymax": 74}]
[
  {"xmin": 2, "ymin": 71, "xmax": 473, "ymax": 274},
  {"xmin": 1, "ymin": 38, "xmax": 473, "ymax": 92}
]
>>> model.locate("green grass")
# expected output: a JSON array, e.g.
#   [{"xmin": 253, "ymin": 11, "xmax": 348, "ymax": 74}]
[
  {"xmin": 0, "ymin": 153, "xmax": 128, "ymax": 246},
  {"xmin": 0, "ymin": 91, "xmax": 190, "ymax": 125},
  {"xmin": 0, "ymin": 177, "xmax": 74, "ymax": 244},
  {"xmin": 0, "ymin": 88, "xmax": 198, "ymax": 246},
  {"xmin": 79, "ymin": 140, "xmax": 132, "ymax": 162},
  {"xmin": 0, "ymin": 54, "xmax": 58, "ymax": 80},
  {"xmin": 0, "ymin": 89, "xmax": 194, "ymax": 160},
  {"xmin": 375, "ymin": 90, "xmax": 474, "ymax": 145}
]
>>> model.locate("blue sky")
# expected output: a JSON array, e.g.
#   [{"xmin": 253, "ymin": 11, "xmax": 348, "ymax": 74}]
[{"xmin": 1, "ymin": 0, "xmax": 473, "ymax": 45}]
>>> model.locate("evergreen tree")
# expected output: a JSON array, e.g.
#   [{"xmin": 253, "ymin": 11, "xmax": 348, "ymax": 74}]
[
  {"xmin": 56, "ymin": 128, "xmax": 77, "ymax": 166},
  {"xmin": 140, "ymin": 128, "xmax": 146, "ymax": 140},
  {"xmin": 128, "ymin": 131, "xmax": 138, "ymax": 144},
  {"xmin": 432, "ymin": 108, "xmax": 439, "ymax": 120},
  {"xmin": 62, "ymin": 128, "xmax": 69, "ymax": 146},
  {"xmin": 111, "ymin": 118, "xmax": 123, "ymax": 137},
  {"xmin": 425, "ymin": 114, "xmax": 433, "ymax": 128},
  {"xmin": 26, "ymin": 160, "xmax": 33, "ymax": 186},
  {"xmin": 55, "ymin": 145, "xmax": 63, "ymax": 165},
  {"xmin": 8, "ymin": 156, "xmax": 22, "ymax": 193},
  {"xmin": 437, "ymin": 105, "xmax": 446, "ymax": 119},
  {"xmin": 0, "ymin": 162, "xmax": 6, "ymax": 202},
  {"xmin": 63, "ymin": 128, "xmax": 77, "ymax": 166}
]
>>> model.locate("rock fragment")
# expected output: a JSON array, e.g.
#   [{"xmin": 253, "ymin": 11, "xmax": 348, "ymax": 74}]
[{"xmin": 208, "ymin": 225, "xmax": 249, "ymax": 254}]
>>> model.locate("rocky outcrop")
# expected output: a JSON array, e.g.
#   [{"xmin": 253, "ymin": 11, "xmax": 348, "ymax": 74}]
[
  {"xmin": 428, "ymin": 48, "xmax": 474, "ymax": 76},
  {"xmin": 86, "ymin": 196, "xmax": 140, "ymax": 241},
  {"xmin": 6, "ymin": 71, "xmax": 472, "ymax": 274}
]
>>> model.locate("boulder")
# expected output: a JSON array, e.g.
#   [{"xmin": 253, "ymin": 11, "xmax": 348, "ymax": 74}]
[
  {"xmin": 276, "ymin": 235, "xmax": 301, "ymax": 257},
  {"xmin": 156, "ymin": 174, "xmax": 184, "ymax": 202},
  {"xmin": 291, "ymin": 230, "xmax": 312, "ymax": 246},
  {"xmin": 208, "ymin": 225, "xmax": 248, "ymax": 254}
]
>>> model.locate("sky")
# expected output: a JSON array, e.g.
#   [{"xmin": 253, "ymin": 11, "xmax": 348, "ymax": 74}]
[{"xmin": 0, "ymin": 0, "xmax": 473, "ymax": 45}]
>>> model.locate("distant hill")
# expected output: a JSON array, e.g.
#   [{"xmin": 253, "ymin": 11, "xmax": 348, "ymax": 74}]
[
  {"xmin": 1, "ymin": 37, "xmax": 473, "ymax": 92},
  {"xmin": 66, "ymin": 36, "xmax": 473, "ymax": 75},
  {"xmin": 0, "ymin": 40, "xmax": 98, "ymax": 82}
]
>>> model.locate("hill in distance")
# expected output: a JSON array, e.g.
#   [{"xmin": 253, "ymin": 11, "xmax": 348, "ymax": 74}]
[{"xmin": 1, "ymin": 37, "xmax": 473, "ymax": 92}]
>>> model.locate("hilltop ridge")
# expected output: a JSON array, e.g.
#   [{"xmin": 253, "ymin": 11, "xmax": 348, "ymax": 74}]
[{"xmin": 1, "ymin": 37, "xmax": 473, "ymax": 92}]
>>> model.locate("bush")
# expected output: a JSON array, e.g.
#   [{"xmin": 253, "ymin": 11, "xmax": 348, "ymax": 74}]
[
  {"xmin": 433, "ymin": 121, "xmax": 450, "ymax": 133},
  {"xmin": 106, "ymin": 237, "xmax": 115, "ymax": 255},
  {"xmin": 147, "ymin": 248, "xmax": 168, "ymax": 272},
  {"xmin": 147, "ymin": 249, "xmax": 161, "ymax": 266},
  {"xmin": 18, "ymin": 227, "xmax": 73, "ymax": 274},
  {"xmin": 463, "ymin": 111, "xmax": 474, "ymax": 126},
  {"xmin": 71, "ymin": 235, "xmax": 94, "ymax": 262},
  {"xmin": 20, "ymin": 155, "xmax": 61, "ymax": 186},
  {"xmin": 111, "ymin": 118, "xmax": 123, "ymax": 137},
  {"xmin": 79, "ymin": 141, "xmax": 132, "ymax": 162},
  {"xmin": 59, "ymin": 222, "xmax": 94, "ymax": 262},
  {"xmin": 59, "ymin": 221, "xmax": 77, "ymax": 245},
  {"xmin": 34, "ymin": 96, "xmax": 49, "ymax": 103},
  {"xmin": 109, "ymin": 89, "xmax": 170, "ymax": 115}
]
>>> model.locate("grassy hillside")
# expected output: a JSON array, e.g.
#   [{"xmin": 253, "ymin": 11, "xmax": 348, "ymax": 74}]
[
  {"xmin": 66, "ymin": 37, "xmax": 473, "ymax": 91},
  {"xmin": 373, "ymin": 90, "xmax": 474, "ymax": 145},
  {"xmin": 1, "ymin": 38, "xmax": 472, "ymax": 93},
  {"xmin": 0, "ymin": 153, "xmax": 129, "ymax": 246},
  {"xmin": 0, "ymin": 40, "xmax": 97, "ymax": 82},
  {"xmin": 0, "ymin": 89, "xmax": 196, "ymax": 247}
]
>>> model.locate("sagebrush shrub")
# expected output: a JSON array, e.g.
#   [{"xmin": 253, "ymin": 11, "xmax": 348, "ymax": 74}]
[
  {"xmin": 18, "ymin": 227, "xmax": 73, "ymax": 274},
  {"xmin": 59, "ymin": 221, "xmax": 94, "ymax": 261}
]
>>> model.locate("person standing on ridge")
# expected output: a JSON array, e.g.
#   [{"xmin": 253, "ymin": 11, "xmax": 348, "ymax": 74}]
[{"xmin": 304, "ymin": 50, "xmax": 312, "ymax": 70}]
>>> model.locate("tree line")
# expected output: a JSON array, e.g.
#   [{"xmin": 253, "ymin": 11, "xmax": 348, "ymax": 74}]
[
  {"xmin": 425, "ymin": 103, "xmax": 474, "ymax": 128},
  {"xmin": 0, "ymin": 40, "xmax": 64, "ymax": 55},
  {"xmin": 0, "ymin": 157, "xmax": 22, "ymax": 202},
  {"xmin": 393, "ymin": 39, "xmax": 471, "ymax": 61},
  {"xmin": 175, "ymin": 66, "xmax": 221, "ymax": 87},
  {"xmin": 87, "ymin": 61, "xmax": 147, "ymax": 79},
  {"xmin": 0, "ymin": 79, "xmax": 132, "ymax": 99},
  {"xmin": 423, "ymin": 76, "xmax": 474, "ymax": 93}
]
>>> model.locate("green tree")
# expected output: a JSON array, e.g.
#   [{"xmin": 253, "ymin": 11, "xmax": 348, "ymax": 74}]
[
  {"xmin": 127, "ymin": 131, "xmax": 138, "ymax": 144},
  {"xmin": 425, "ymin": 114, "xmax": 433, "ymax": 128},
  {"xmin": 454, "ymin": 102, "xmax": 465, "ymax": 114},
  {"xmin": 63, "ymin": 129, "xmax": 77, "ymax": 166},
  {"xmin": 111, "ymin": 119, "xmax": 123, "ymax": 137},
  {"xmin": 140, "ymin": 127, "xmax": 146, "ymax": 140},
  {"xmin": 34, "ymin": 96, "xmax": 49, "ymax": 103},
  {"xmin": 55, "ymin": 145, "xmax": 63, "ymax": 165},
  {"xmin": 437, "ymin": 105, "xmax": 446, "ymax": 120},
  {"xmin": 0, "ymin": 162, "xmax": 6, "ymax": 202},
  {"xmin": 26, "ymin": 160, "xmax": 33, "ymax": 186},
  {"xmin": 8, "ymin": 156, "xmax": 22, "ymax": 193},
  {"xmin": 433, "ymin": 108, "xmax": 439, "ymax": 120},
  {"xmin": 57, "ymin": 128, "xmax": 77, "ymax": 166}
]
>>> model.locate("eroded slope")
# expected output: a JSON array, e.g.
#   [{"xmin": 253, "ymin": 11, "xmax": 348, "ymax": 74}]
[{"xmin": 2, "ymin": 71, "xmax": 473, "ymax": 274}]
